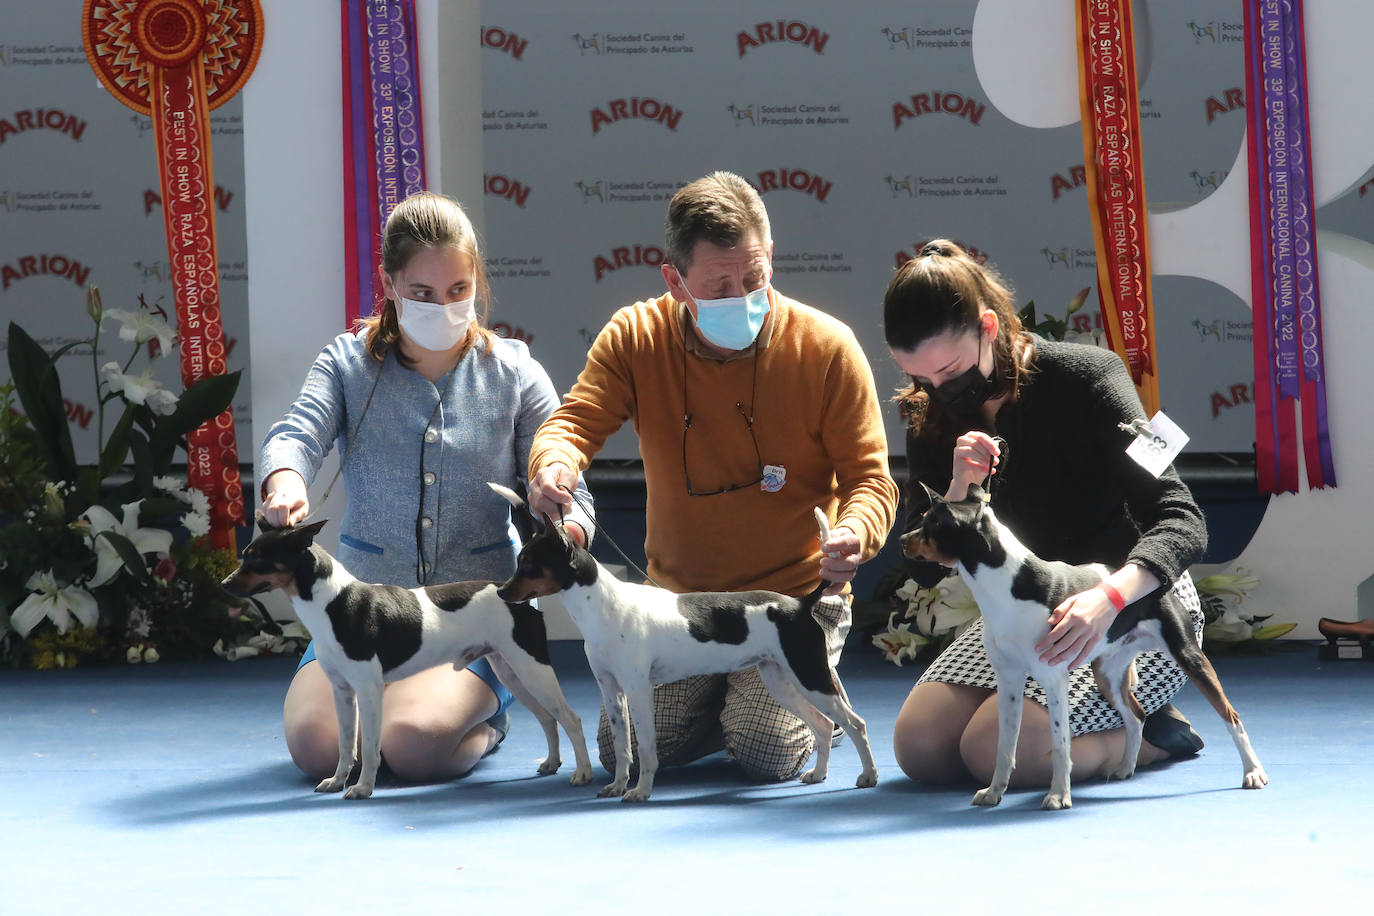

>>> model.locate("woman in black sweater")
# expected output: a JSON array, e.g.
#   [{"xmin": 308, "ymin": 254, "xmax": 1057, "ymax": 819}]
[{"xmin": 885, "ymin": 240, "xmax": 1208, "ymax": 786}]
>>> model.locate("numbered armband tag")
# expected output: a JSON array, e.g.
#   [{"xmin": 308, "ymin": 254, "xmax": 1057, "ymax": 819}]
[{"xmin": 1119, "ymin": 411, "xmax": 1188, "ymax": 478}]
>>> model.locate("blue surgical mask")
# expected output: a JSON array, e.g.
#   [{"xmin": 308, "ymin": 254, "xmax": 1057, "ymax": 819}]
[{"xmin": 690, "ymin": 283, "xmax": 772, "ymax": 351}]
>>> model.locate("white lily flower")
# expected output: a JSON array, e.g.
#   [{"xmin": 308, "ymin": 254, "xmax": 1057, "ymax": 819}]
[
  {"xmin": 872, "ymin": 612, "xmax": 929, "ymax": 667},
  {"xmin": 104, "ymin": 307, "xmax": 177, "ymax": 355},
  {"xmin": 894, "ymin": 578, "xmax": 922, "ymax": 603},
  {"xmin": 101, "ymin": 362, "xmax": 179, "ymax": 416},
  {"xmin": 81, "ymin": 501, "xmax": 174, "ymax": 587},
  {"xmin": 1204, "ymin": 607, "xmax": 1255, "ymax": 643},
  {"xmin": 10, "ymin": 570, "xmax": 99, "ymax": 637}
]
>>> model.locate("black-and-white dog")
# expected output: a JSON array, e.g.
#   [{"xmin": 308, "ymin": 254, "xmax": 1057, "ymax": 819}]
[
  {"xmin": 901, "ymin": 484, "xmax": 1266, "ymax": 810},
  {"xmin": 489, "ymin": 483, "xmax": 878, "ymax": 802},
  {"xmin": 222, "ymin": 516, "xmax": 593, "ymax": 799}
]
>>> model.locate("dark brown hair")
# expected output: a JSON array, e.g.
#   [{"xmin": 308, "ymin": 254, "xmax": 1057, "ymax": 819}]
[
  {"xmin": 664, "ymin": 171, "xmax": 772, "ymax": 273},
  {"xmin": 883, "ymin": 239, "xmax": 1034, "ymax": 438}
]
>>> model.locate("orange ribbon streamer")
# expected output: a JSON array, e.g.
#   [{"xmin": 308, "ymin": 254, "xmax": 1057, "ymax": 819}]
[
  {"xmin": 84, "ymin": 0, "xmax": 262, "ymax": 548},
  {"xmin": 1075, "ymin": 0, "xmax": 1161, "ymax": 416}
]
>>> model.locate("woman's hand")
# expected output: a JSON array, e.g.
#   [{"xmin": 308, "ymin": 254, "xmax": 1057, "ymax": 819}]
[
  {"xmin": 948, "ymin": 431, "xmax": 1001, "ymax": 500},
  {"xmin": 261, "ymin": 469, "xmax": 309, "ymax": 528},
  {"xmin": 1035, "ymin": 587, "xmax": 1116, "ymax": 669},
  {"xmin": 819, "ymin": 525, "xmax": 861, "ymax": 596}
]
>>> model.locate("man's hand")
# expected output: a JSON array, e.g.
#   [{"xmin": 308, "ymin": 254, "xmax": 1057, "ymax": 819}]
[
  {"xmin": 528, "ymin": 462, "xmax": 579, "ymax": 523},
  {"xmin": 819, "ymin": 525, "xmax": 861, "ymax": 596}
]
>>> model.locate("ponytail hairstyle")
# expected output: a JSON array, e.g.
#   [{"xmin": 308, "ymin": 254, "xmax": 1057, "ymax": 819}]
[
  {"xmin": 357, "ymin": 191, "xmax": 497, "ymax": 365},
  {"xmin": 883, "ymin": 239, "xmax": 1034, "ymax": 438}
]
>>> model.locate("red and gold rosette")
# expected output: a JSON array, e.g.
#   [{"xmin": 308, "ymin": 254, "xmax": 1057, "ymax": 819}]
[{"xmin": 83, "ymin": 0, "xmax": 262, "ymax": 549}]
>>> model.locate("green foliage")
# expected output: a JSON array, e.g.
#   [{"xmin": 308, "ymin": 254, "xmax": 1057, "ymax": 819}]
[{"xmin": 0, "ymin": 289, "xmax": 295, "ymax": 668}]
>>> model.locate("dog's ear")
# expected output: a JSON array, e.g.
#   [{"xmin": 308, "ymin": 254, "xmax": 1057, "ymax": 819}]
[
  {"xmin": 965, "ymin": 483, "xmax": 990, "ymax": 504},
  {"xmin": 918, "ymin": 481, "xmax": 943, "ymax": 504},
  {"xmin": 284, "ymin": 518, "xmax": 329, "ymax": 546},
  {"xmin": 255, "ymin": 509, "xmax": 280, "ymax": 533}
]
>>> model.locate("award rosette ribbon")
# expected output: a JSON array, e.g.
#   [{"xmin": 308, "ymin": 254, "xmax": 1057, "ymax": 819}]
[
  {"xmin": 1243, "ymin": 0, "xmax": 1335, "ymax": 493},
  {"xmin": 83, "ymin": 0, "xmax": 263, "ymax": 547},
  {"xmin": 1074, "ymin": 0, "xmax": 1161, "ymax": 417},
  {"xmin": 341, "ymin": 0, "xmax": 428, "ymax": 327}
]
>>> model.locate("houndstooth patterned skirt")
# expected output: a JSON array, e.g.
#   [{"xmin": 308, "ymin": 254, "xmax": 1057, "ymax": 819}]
[{"xmin": 917, "ymin": 571, "xmax": 1204, "ymax": 737}]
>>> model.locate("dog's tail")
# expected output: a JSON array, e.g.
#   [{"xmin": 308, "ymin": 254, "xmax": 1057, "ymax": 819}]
[{"xmin": 810, "ymin": 507, "xmax": 836, "ymax": 603}]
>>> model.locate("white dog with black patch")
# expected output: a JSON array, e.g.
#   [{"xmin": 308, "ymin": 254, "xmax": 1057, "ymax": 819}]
[
  {"xmin": 489, "ymin": 483, "xmax": 878, "ymax": 802},
  {"xmin": 222, "ymin": 516, "xmax": 594, "ymax": 799}
]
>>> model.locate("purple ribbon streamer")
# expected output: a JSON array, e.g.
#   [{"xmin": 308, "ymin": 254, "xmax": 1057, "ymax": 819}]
[
  {"xmin": 1258, "ymin": 0, "xmax": 1301, "ymax": 400},
  {"xmin": 365, "ymin": 0, "xmax": 426, "ymax": 229},
  {"xmin": 1286, "ymin": 0, "xmax": 1336, "ymax": 484},
  {"xmin": 347, "ymin": 0, "xmax": 373, "ymax": 317}
]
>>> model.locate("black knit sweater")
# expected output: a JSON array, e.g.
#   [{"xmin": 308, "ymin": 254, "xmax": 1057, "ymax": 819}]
[{"xmin": 904, "ymin": 336, "xmax": 1207, "ymax": 589}]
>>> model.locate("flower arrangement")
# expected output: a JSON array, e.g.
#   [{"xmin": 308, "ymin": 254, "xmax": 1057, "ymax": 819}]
[
  {"xmin": 866, "ymin": 566, "xmax": 981, "ymax": 666},
  {"xmin": 1195, "ymin": 566, "xmax": 1297, "ymax": 652},
  {"xmin": 0, "ymin": 288, "xmax": 307, "ymax": 668}
]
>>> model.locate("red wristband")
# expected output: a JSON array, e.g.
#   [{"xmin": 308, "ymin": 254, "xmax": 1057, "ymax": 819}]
[{"xmin": 1097, "ymin": 581, "xmax": 1126, "ymax": 613}]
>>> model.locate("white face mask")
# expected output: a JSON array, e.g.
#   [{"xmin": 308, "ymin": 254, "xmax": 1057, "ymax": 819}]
[{"xmin": 396, "ymin": 294, "xmax": 476, "ymax": 351}]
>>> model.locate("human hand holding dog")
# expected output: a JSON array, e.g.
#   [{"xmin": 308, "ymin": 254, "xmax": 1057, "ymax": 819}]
[
  {"xmin": 1036, "ymin": 564, "xmax": 1162, "ymax": 668},
  {"xmin": 528, "ymin": 462, "xmax": 578, "ymax": 521},
  {"xmin": 1035, "ymin": 589, "xmax": 1116, "ymax": 669},
  {"xmin": 262, "ymin": 469, "xmax": 309, "ymax": 528},
  {"xmin": 819, "ymin": 525, "xmax": 861, "ymax": 596},
  {"xmin": 948, "ymin": 431, "xmax": 1000, "ymax": 500}
]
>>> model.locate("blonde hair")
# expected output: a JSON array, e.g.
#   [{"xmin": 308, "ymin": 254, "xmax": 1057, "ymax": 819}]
[{"xmin": 357, "ymin": 191, "xmax": 496, "ymax": 364}]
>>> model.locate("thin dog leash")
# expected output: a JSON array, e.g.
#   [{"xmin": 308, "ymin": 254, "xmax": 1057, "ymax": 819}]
[
  {"xmin": 978, "ymin": 435, "xmax": 1009, "ymax": 501},
  {"xmin": 555, "ymin": 483, "xmax": 662, "ymax": 588},
  {"xmin": 297, "ymin": 359, "xmax": 386, "ymax": 526}
]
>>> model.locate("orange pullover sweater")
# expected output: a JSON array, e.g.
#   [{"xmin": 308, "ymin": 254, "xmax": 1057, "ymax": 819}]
[{"xmin": 530, "ymin": 289, "xmax": 898, "ymax": 597}]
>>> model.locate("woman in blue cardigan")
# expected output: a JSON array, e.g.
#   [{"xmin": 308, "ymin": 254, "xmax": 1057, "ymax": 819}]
[{"xmin": 259, "ymin": 192, "xmax": 593, "ymax": 784}]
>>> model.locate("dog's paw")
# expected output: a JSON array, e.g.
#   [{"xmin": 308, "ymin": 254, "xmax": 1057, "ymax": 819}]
[
  {"xmin": 971, "ymin": 787, "xmax": 1004, "ymax": 807},
  {"xmin": 621, "ymin": 787, "xmax": 651, "ymax": 803},
  {"xmin": 536, "ymin": 758, "xmax": 560, "ymax": 776},
  {"xmin": 1108, "ymin": 761, "xmax": 1137, "ymax": 782},
  {"xmin": 799, "ymin": 767, "xmax": 827, "ymax": 785},
  {"xmin": 315, "ymin": 777, "xmax": 347, "ymax": 794},
  {"xmin": 568, "ymin": 766, "xmax": 594, "ymax": 787},
  {"xmin": 1041, "ymin": 791, "xmax": 1071, "ymax": 810},
  {"xmin": 342, "ymin": 783, "xmax": 374, "ymax": 800},
  {"xmin": 597, "ymin": 781, "xmax": 626, "ymax": 798},
  {"xmin": 855, "ymin": 770, "xmax": 879, "ymax": 789},
  {"xmin": 1242, "ymin": 766, "xmax": 1269, "ymax": 789}
]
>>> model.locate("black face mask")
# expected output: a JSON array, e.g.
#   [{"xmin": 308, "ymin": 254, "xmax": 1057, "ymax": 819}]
[{"xmin": 926, "ymin": 337, "xmax": 995, "ymax": 418}]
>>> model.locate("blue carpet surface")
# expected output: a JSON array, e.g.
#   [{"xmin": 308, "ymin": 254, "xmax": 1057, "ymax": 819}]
[{"xmin": 4, "ymin": 643, "xmax": 1371, "ymax": 915}]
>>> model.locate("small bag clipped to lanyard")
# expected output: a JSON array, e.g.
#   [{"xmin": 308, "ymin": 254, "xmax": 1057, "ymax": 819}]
[{"xmin": 1119, "ymin": 411, "xmax": 1188, "ymax": 478}]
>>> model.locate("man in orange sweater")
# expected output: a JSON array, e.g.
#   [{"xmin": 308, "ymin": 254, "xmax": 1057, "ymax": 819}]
[{"xmin": 528, "ymin": 171, "xmax": 898, "ymax": 781}]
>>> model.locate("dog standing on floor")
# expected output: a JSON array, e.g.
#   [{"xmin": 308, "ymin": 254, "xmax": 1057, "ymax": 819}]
[
  {"xmin": 221, "ymin": 516, "xmax": 594, "ymax": 799},
  {"xmin": 901, "ymin": 483, "xmax": 1267, "ymax": 810},
  {"xmin": 489, "ymin": 483, "xmax": 879, "ymax": 802}
]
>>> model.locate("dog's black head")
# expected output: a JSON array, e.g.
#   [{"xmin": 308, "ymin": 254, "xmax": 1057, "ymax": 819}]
[
  {"xmin": 487, "ymin": 484, "xmax": 598, "ymax": 602},
  {"xmin": 221, "ymin": 513, "xmax": 330, "ymax": 599},
  {"xmin": 899, "ymin": 483, "xmax": 1004, "ymax": 572}
]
